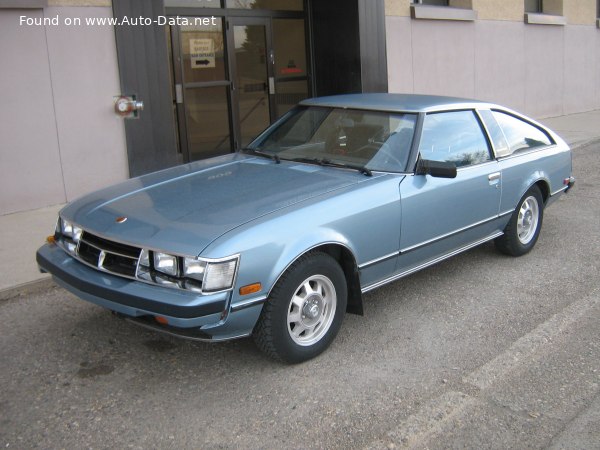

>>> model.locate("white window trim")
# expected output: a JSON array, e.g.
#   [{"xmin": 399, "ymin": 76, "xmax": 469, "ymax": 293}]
[
  {"xmin": 411, "ymin": 4, "xmax": 477, "ymax": 21},
  {"xmin": 525, "ymin": 12, "xmax": 567, "ymax": 25}
]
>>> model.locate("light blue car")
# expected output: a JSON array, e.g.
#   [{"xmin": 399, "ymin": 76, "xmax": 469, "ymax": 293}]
[{"xmin": 37, "ymin": 94, "xmax": 575, "ymax": 363}]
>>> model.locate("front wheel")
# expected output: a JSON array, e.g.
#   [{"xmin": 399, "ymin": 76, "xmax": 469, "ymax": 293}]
[
  {"xmin": 495, "ymin": 185, "xmax": 544, "ymax": 256},
  {"xmin": 253, "ymin": 252, "xmax": 347, "ymax": 363}
]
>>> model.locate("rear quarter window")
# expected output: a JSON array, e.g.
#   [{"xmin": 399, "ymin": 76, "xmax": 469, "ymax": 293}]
[{"xmin": 491, "ymin": 111, "xmax": 553, "ymax": 157}]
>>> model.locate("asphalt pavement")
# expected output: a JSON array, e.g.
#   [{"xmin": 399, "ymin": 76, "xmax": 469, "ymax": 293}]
[{"xmin": 0, "ymin": 125, "xmax": 599, "ymax": 448}]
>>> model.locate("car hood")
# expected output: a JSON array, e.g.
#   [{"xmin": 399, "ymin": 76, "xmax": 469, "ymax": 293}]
[{"xmin": 62, "ymin": 154, "xmax": 369, "ymax": 256}]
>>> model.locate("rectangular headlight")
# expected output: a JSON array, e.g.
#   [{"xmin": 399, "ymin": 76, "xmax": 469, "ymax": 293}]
[
  {"xmin": 61, "ymin": 218, "xmax": 74, "ymax": 238},
  {"xmin": 139, "ymin": 249, "xmax": 150, "ymax": 268},
  {"xmin": 203, "ymin": 258, "xmax": 238, "ymax": 292},
  {"xmin": 183, "ymin": 257, "xmax": 207, "ymax": 281},
  {"xmin": 72, "ymin": 226, "xmax": 82, "ymax": 243},
  {"xmin": 153, "ymin": 252, "xmax": 178, "ymax": 277},
  {"xmin": 59, "ymin": 218, "xmax": 82, "ymax": 243}
]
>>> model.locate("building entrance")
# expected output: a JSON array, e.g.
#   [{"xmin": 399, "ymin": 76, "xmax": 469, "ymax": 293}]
[
  {"xmin": 112, "ymin": 0, "xmax": 387, "ymax": 177},
  {"xmin": 168, "ymin": 10, "xmax": 310, "ymax": 162}
]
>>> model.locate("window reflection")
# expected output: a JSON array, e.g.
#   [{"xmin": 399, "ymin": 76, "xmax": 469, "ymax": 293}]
[
  {"xmin": 492, "ymin": 111, "xmax": 552, "ymax": 156},
  {"xmin": 273, "ymin": 19, "xmax": 309, "ymax": 116},
  {"xmin": 184, "ymin": 87, "xmax": 232, "ymax": 160},
  {"xmin": 419, "ymin": 111, "xmax": 491, "ymax": 167},
  {"xmin": 225, "ymin": 0, "xmax": 303, "ymax": 10},
  {"xmin": 234, "ymin": 24, "xmax": 271, "ymax": 147}
]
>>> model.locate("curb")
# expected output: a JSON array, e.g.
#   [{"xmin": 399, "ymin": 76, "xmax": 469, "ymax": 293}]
[{"xmin": 0, "ymin": 277, "xmax": 56, "ymax": 302}]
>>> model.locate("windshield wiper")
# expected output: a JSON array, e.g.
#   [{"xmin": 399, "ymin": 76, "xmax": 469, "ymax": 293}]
[
  {"xmin": 242, "ymin": 148, "xmax": 280, "ymax": 164},
  {"xmin": 287, "ymin": 157, "xmax": 372, "ymax": 177},
  {"xmin": 323, "ymin": 160, "xmax": 372, "ymax": 177}
]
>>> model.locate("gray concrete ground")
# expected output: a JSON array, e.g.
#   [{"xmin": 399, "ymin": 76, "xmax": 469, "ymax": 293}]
[
  {"xmin": 541, "ymin": 109, "xmax": 600, "ymax": 146},
  {"xmin": 0, "ymin": 111, "xmax": 599, "ymax": 449}
]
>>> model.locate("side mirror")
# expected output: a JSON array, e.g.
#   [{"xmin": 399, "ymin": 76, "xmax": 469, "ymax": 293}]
[{"xmin": 415, "ymin": 159, "xmax": 457, "ymax": 179}]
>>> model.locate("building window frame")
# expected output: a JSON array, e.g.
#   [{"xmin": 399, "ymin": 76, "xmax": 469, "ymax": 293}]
[
  {"xmin": 525, "ymin": 0, "xmax": 543, "ymax": 13},
  {"xmin": 411, "ymin": 0, "xmax": 449, "ymax": 5},
  {"xmin": 410, "ymin": 0, "xmax": 477, "ymax": 21},
  {"xmin": 524, "ymin": 0, "xmax": 566, "ymax": 25}
]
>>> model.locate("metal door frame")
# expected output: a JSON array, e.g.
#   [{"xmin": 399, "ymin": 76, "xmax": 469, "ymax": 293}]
[
  {"xmin": 226, "ymin": 16, "xmax": 276, "ymax": 149},
  {"xmin": 169, "ymin": 17, "xmax": 235, "ymax": 162},
  {"xmin": 113, "ymin": 0, "xmax": 386, "ymax": 174}
]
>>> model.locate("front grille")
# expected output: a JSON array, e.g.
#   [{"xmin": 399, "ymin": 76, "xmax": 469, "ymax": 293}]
[{"xmin": 76, "ymin": 232, "xmax": 141, "ymax": 278}]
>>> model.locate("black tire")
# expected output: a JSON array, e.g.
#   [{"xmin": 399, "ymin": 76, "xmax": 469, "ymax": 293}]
[
  {"xmin": 253, "ymin": 252, "xmax": 347, "ymax": 364},
  {"xmin": 495, "ymin": 185, "xmax": 544, "ymax": 256}
]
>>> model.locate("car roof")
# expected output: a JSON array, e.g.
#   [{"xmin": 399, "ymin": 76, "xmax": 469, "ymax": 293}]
[{"xmin": 300, "ymin": 93, "xmax": 496, "ymax": 113}]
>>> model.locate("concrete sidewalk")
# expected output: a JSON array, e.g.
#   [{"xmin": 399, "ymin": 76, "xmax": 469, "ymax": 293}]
[{"xmin": 1, "ymin": 109, "xmax": 599, "ymax": 299}]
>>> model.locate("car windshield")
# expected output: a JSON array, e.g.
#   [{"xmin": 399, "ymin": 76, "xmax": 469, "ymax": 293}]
[{"xmin": 247, "ymin": 106, "xmax": 418, "ymax": 173}]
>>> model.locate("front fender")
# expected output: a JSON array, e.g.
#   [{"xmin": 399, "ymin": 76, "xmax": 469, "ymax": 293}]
[{"xmin": 202, "ymin": 175, "xmax": 403, "ymax": 310}]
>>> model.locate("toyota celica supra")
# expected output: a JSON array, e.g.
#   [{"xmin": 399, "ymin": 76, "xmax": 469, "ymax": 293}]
[{"xmin": 37, "ymin": 94, "xmax": 575, "ymax": 363}]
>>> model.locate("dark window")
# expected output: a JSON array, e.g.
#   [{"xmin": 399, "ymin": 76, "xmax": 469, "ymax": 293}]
[
  {"xmin": 418, "ymin": 110, "xmax": 491, "ymax": 168},
  {"xmin": 525, "ymin": 0, "xmax": 543, "ymax": 13},
  {"xmin": 491, "ymin": 111, "xmax": 553, "ymax": 156},
  {"xmin": 225, "ymin": 0, "xmax": 303, "ymax": 10},
  {"xmin": 411, "ymin": 0, "xmax": 449, "ymax": 5}
]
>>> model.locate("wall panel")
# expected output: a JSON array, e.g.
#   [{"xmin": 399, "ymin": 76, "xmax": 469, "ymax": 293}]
[
  {"xmin": 45, "ymin": 6, "xmax": 128, "ymax": 202},
  {"xmin": 0, "ymin": 9, "xmax": 66, "ymax": 214}
]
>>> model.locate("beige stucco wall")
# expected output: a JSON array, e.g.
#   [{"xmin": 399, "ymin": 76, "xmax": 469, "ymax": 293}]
[
  {"xmin": 386, "ymin": 0, "xmax": 598, "ymax": 24},
  {"xmin": 563, "ymin": 0, "xmax": 596, "ymax": 25},
  {"xmin": 386, "ymin": 0, "xmax": 516, "ymax": 20},
  {"xmin": 473, "ymin": 0, "xmax": 523, "ymax": 21},
  {"xmin": 385, "ymin": 0, "xmax": 523, "ymax": 21},
  {"xmin": 385, "ymin": 0, "xmax": 410, "ymax": 17}
]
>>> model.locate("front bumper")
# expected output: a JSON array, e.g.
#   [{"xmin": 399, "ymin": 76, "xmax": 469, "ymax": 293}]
[{"xmin": 36, "ymin": 243, "xmax": 262, "ymax": 340}]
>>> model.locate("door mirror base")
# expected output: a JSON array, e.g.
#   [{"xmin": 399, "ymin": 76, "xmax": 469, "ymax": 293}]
[{"xmin": 415, "ymin": 159, "xmax": 457, "ymax": 179}]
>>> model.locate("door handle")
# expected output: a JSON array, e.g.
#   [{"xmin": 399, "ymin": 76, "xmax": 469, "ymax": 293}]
[
  {"xmin": 268, "ymin": 77, "xmax": 275, "ymax": 95},
  {"xmin": 175, "ymin": 84, "xmax": 183, "ymax": 104},
  {"xmin": 488, "ymin": 172, "xmax": 501, "ymax": 182}
]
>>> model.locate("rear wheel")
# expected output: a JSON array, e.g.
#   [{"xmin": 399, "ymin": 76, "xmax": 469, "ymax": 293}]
[
  {"xmin": 495, "ymin": 185, "xmax": 544, "ymax": 256},
  {"xmin": 253, "ymin": 252, "xmax": 347, "ymax": 363}
]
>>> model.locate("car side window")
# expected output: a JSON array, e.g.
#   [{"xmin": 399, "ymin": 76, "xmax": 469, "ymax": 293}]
[
  {"xmin": 418, "ymin": 110, "xmax": 491, "ymax": 168},
  {"xmin": 491, "ymin": 111, "xmax": 553, "ymax": 156},
  {"xmin": 478, "ymin": 109, "xmax": 510, "ymax": 157}
]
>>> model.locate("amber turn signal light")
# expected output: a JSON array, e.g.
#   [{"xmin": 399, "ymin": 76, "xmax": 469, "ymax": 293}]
[
  {"xmin": 155, "ymin": 316, "xmax": 169, "ymax": 325},
  {"xmin": 46, "ymin": 235, "xmax": 56, "ymax": 244},
  {"xmin": 239, "ymin": 283, "xmax": 262, "ymax": 296}
]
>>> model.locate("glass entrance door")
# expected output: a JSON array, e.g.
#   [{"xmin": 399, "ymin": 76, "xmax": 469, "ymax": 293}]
[
  {"xmin": 229, "ymin": 17, "xmax": 274, "ymax": 148},
  {"xmin": 170, "ymin": 17, "xmax": 233, "ymax": 162},
  {"xmin": 169, "ymin": 12, "xmax": 311, "ymax": 162}
]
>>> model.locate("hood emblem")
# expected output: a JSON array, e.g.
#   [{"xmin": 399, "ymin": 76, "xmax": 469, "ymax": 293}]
[{"xmin": 115, "ymin": 216, "xmax": 128, "ymax": 224}]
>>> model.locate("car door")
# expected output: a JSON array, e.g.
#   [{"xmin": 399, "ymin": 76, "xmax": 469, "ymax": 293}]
[{"xmin": 397, "ymin": 109, "xmax": 503, "ymax": 273}]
